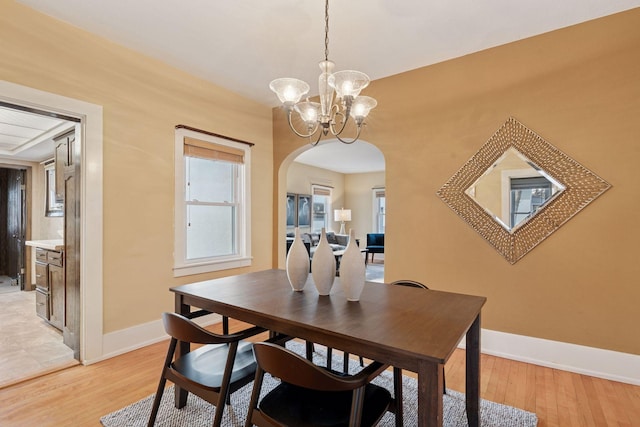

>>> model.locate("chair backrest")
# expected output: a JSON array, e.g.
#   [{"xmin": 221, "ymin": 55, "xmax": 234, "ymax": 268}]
[
  {"xmin": 252, "ymin": 342, "xmax": 369, "ymax": 392},
  {"xmin": 162, "ymin": 312, "xmax": 239, "ymax": 345},
  {"xmin": 390, "ymin": 279, "xmax": 429, "ymax": 289},
  {"xmin": 366, "ymin": 233, "xmax": 384, "ymax": 246}
]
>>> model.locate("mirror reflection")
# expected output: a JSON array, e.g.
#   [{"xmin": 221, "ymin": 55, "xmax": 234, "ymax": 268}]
[{"xmin": 465, "ymin": 147, "xmax": 565, "ymax": 232}]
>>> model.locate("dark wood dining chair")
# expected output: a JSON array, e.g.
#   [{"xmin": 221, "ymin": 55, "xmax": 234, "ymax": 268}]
[
  {"xmin": 147, "ymin": 312, "xmax": 266, "ymax": 427},
  {"xmin": 245, "ymin": 342, "xmax": 392, "ymax": 427}
]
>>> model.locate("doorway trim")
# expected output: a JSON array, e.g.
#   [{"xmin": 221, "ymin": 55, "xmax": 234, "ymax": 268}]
[{"xmin": 0, "ymin": 80, "xmax": 104, "ymax": 363}]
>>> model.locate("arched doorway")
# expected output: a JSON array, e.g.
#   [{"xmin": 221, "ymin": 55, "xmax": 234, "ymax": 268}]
[{"xmin": 277, "ymin": 139, "xmax": 385, "ymax": 277}]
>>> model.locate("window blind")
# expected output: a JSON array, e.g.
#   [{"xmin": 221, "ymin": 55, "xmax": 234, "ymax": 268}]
[
  {"xmin": 184, "ymin": 137, "xmax": 244, "ymax": 164},
  {"xmin": 312, "ymin": 186, "xmax": 331, "ymax": 196}
]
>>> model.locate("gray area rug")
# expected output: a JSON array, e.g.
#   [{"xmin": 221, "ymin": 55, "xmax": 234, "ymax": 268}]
[{"xmin": 101, "ymin": 341, "xmax": 537, "ymax": 427}]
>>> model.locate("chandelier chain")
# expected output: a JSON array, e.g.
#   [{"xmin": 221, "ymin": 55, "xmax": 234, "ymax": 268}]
[{"xmin": 324, "ymin": 0, "xmax": 329, "ymax": 61}]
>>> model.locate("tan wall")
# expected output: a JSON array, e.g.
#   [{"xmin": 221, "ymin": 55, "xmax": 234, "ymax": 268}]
[
  {"xmin": 344, "ymin": 172, "xmax": 385, "ymax": 244},
  {"xmin": 275, "ymin": 9, "xmax": 640, "ymax": 355},
  {"xmin": 1, "ymin": 0, "xmax": 273, "ymax": 333}
]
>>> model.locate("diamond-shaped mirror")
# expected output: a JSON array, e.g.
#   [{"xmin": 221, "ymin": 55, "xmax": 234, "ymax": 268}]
[
  {"xmin": 465, "ymin": 147, "xmax": 566, "ymax": 233},
  {"xmin": 437, "ymin": 117, "xmax": 610, "ymax": 264}
]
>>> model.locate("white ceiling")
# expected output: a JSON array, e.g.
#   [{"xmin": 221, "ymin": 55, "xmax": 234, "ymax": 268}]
[
  {"xmin": 295, "ymin": 140, "xmax": 385, "ymax": 174},
  {"xmin": 7, "ymin": 0, "xmax": 640, "ymax": 166},
  {"xmin": 0, "ymin": 105, "xmax": 75, "ymax": 162}
]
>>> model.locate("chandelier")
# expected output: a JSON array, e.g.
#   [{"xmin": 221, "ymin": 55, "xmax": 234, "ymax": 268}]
[{"xmin": 269, "ymin": 0, "xmax": 377, "ymax": 145}]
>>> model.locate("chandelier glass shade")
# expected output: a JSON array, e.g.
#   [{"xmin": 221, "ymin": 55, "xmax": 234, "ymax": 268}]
[{"xmin": 269, "ymin": 0, "xmax": 377, "ymax": 145}]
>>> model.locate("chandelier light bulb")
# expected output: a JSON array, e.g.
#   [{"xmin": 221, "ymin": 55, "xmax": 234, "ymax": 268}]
[{"xmin": 341, "ymin": 81, "xmax": 353, "ymax": 97}]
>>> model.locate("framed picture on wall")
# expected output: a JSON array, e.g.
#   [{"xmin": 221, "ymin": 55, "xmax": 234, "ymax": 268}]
[
  {"xmin": 297, "ymin": 194, "xmax": 311, "ymax": 227},
  {"xmin": 286, "ymin": 193, "xmax": 297, "ymax": 227},
  {"xmin": 45, "ymin": 165, "xmax": 63, "ymax": 217}
]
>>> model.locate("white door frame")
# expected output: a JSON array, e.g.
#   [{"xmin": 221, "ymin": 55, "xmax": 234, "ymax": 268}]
[{"xmin": 0, "ymin": 80, "xmax": 104, "ymax": 363}]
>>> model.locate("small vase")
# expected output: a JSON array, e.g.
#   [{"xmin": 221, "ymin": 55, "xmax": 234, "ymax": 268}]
[
  {"xmin": 311, "ymin": 228, "xmax": 336, "ymax": 296},
  {"xmin": 339, "ymin": 229, "xmax": 366, "ymax": 301},
  {"xmin": 286, "ymin": 227, "xmax": 309, "ymax": 291}
]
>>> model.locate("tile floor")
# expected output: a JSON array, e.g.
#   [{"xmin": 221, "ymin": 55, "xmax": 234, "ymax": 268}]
[{"xmin": 0, "ymin": 286, "xmax": 77, "ymax": 389}]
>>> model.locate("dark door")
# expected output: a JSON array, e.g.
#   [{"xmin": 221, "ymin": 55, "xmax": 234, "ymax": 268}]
[
  {"xmin": 1, "ymin": 168, "xmax": 26, "ymax": 287},
  {"xmin": 59, "ymin": 131, "xmax": 80, "ymax": 360}
]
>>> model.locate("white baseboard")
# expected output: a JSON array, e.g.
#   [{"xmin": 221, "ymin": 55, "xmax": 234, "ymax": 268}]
[
  {"xmin": 458, "ymin": 328, "xmax": 640, "ymax": 386},
  {"xmin": 95, "ymin": 320, "xmax": 639, "ymax": 385},
  {"xmin": 93, "ymin": 313, "xmax": 222, "ymax": 364}
]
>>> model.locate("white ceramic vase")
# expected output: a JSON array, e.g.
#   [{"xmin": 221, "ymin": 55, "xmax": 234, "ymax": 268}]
[
  {"xmin": 311, "ymin": 228, "xmax": 336, "ymax": 296},
  {"xmin": 286, "ymin": 227, "xmax": 309, "ymax": 291},
  {"xmin": 339, "ymin": 229, "xmax": 366, "ymax": 301}
]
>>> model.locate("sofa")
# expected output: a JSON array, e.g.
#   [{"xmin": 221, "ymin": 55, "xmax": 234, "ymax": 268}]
[
  {"xmin": 286, "ymin": 231, "xmax": 355, "ymax": 258},
  {"xmin": 366, "ymin": 233, "xmax": 384, "ymax": 263}
]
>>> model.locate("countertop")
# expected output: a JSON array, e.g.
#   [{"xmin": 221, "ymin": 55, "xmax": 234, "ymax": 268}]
[{"xmin": 25, "ymin": 239, "xmax": 65, "ymax": 251}]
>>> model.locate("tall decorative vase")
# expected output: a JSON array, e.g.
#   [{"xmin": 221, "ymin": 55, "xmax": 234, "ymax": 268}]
[
  {"xmin": 339, "ymin": 229, "xmax": 366, "ymax": 301},
  {"xmin": 311, "ymin": 228, "xmax": 336, "ymax": 296},
  {"xmin": 286, "ymin": 227, "xmax": 309, "ymax": 291}
]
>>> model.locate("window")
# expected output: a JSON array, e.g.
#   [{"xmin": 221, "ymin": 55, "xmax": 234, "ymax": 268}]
[
  {"xmin": 174, "ymin": 127, "xmax": 251, "ymax": 276},
  {"xmin": 509, "ymin": 176, "xmax": 553, "ymax": 228},
  {"xmin": 311, "ymin": 185, "xmax": 331, "ymax": 233},
  {"xmin": 373, "ymin": 188, "xmax": 385, "ymax": 233}
]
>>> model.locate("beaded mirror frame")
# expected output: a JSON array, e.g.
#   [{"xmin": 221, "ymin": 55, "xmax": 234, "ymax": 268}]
[{"xmin": 436, "ymin": 117, "xmax": 611, "ymax": 264}]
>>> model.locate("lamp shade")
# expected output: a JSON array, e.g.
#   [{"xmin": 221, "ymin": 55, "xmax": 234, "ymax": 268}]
[
  {"xmin": 269, "ymin": 78, "xmax": 310, "ymax": 105},
  {"xmin": 350, "ymin": 96, "xmax": 377, "ymax": 119},
  {"xmin": 294, "ymin": 101, "xmax": 321, "ymax": 125},
  {"xmin": 334, "ymin": 208, "xmax": 352, "ymax": 222},
  {"xmin": 329, "ymin": 71, "xmax": 370, "ymax": 98}
]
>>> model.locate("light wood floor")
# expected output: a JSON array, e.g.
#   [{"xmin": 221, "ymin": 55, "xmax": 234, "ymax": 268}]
[{"xmin": 0, "ymin": 320, "xmax": 638, "ymax": 426}]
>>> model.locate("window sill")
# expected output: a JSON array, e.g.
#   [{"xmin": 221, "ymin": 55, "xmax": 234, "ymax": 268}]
[{"xmin": 173, "ymin": 257, "xmax": 252, "ymax": 277}]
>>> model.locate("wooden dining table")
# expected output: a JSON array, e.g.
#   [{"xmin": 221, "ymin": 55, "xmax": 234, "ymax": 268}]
[{"xmin": 171, "ymin": 269, "xmax": 486, "ymax": 427}]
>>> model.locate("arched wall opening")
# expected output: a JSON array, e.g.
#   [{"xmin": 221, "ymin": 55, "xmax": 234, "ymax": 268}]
[{"xmin": 275, "ymin": 139, "xmax": 385, "ymax": 269}]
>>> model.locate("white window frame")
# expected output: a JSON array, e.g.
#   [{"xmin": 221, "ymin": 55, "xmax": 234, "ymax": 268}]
[
  {"xmin": 311, "ymin": 184, "xmax": 332, "ymax": 233},
  {"xmin": 174, "ymin": 127, "xmax": 252, "ymax": 277},
  {"xmin": 372, "ymin": 188, "xmax": 385, "ymax": 233}
]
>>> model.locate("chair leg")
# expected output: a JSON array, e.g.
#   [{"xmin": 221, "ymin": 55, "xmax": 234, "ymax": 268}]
[
  {"xmin": 306, "ymin": 341, "xmax": 314, "ymax": 362},
  {"xmin": 222, "ymin": 316, "xmax": 229, "ymax": 335},
  {"xmin": 442, "ymin": 365, "xmax": 447, "ymax": 395},
  {"xmin": 326, "ymin": 347, "xmax": 333, "ymax": 370},
  {"xmin": 244, "ymin": 368, "xmax": 265, "ymax": 427},
  {"xmin": 342, "ymin": 353, "xmax": 364, "ymax": 374},
  {"xmin": 393, "ymin": 367, "xmax": 403, "ymax": 427},
  {"xmin": 147, "ymin": 376, "xmax": 167, "ymax": 427},
  {"xmin": 212, "ymin": 342, "xmax": 239, "ymax": 427}
]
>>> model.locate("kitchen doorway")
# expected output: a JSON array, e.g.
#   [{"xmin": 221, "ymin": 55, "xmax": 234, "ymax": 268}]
[
  {"xmin": 0, "ymin": 101, "xmax": 81, "ymax": 387},
  {"xmin": 0, "ymin": 79, "xmax": 103, "ymax": 384}
]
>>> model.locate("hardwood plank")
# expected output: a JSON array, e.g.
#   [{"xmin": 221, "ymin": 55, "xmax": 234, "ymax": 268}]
[
  {"xmin": 479, "ymin": 353, "xmax": 495, "ymax": 395},
  {"xmin": 580, "ymin": 376, "xmax": 607, "ymax": 427},
  {"xmin": 572, "ymin": 372, "xmax": 596, "ymax": 426},
  {"xmin": 523, "ymin": 362, "xmax": 537, "ymax": 413},
  {"xmin": 555, "ymin": 369, "xmax": 581, "ymax": 427}
]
